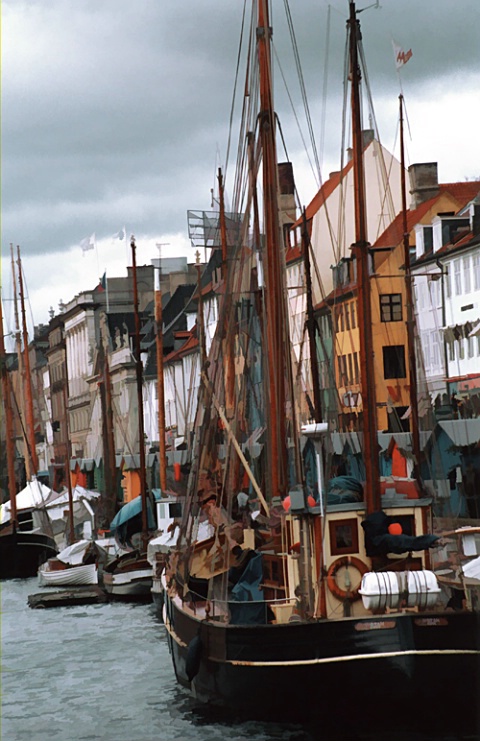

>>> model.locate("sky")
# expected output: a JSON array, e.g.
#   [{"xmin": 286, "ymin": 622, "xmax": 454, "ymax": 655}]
[{"xmin": 2, "ymin": 0, "xmax": 480, "ymax": 336}]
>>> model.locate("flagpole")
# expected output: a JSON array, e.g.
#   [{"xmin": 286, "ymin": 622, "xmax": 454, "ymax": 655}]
[{"xmin": 105, "ymin": 268, "xmax": 110, "ymax": 313}]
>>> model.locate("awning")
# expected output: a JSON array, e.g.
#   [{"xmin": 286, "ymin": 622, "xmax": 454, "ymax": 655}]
[
  {"xmin": 331, "ymin": 432, "xmax": 362, "ymax": 455},
  {"xmin": 438, "ymin": 419, "xmax": 480, "ymax": 447},
  {"xmin": 80, "ymin": 458, "xmax": 95, "ymax": 472}
]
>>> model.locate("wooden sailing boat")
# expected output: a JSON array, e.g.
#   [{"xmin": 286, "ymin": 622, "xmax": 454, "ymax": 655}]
[
  {"xmin": 163, "ymin": 1, "xmax": 479, "ymax": 733},
  {"xmin": 102, "ymin": 236, "xmax": 155, "ymax": 600},
  {"xmin": 0, "ymin": 260, "xmax": 57, "ymax": 580}
]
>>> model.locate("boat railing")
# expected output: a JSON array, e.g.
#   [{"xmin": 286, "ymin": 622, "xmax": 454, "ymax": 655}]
[{"xmin": 182, "ymin": 589, "xmax": 297, "ymax": 622}]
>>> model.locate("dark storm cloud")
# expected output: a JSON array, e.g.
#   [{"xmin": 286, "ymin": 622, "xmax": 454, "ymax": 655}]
[{"xmin": 2, "ymin": 0, "xmax": 479, "ymax": 259}]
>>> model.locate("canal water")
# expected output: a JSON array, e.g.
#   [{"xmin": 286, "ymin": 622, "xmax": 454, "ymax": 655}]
[{"xmin": 1, "ymin": 579, "xmax": 477, "ymax": 741}]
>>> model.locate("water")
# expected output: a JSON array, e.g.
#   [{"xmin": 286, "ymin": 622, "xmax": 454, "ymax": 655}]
[{"xmin": 1, "ymin": 579, "xmax": 477, "ymax": 741}]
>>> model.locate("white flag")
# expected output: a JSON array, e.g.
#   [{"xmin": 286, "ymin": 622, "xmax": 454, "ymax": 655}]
[
  {"xmin": 112, "ymin": 227, "xmax": 126, "ymax": 241},
  {"xmin": 80, "ymin": 232, "xmax": 96, "ymax": 252},
  {"xmin": 392, "ymin": 40, "xmax": 412, "ymax": 69}
]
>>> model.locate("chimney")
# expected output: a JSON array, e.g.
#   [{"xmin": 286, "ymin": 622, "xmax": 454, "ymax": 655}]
[
  {"xmin": 278, "ymin": 162, "xmax": 295, "ymax": 196},
  {"xmin": 408, "ymin": 163, "xmax": 439, "ymax": 208},
  {"xmin": 362, "ymin": 129, "xmax": 375, "ymax": 148},
  {"xmin": 278, "ymin": 161, "xmax": 297, "ymax": 228}
]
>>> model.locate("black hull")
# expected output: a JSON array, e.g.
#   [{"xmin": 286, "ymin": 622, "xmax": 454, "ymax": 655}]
[
  {"xmin": 0, "ymin": 531, "xmax": 57, "ymax": 580},
  {"xmin": 165, "ymin": 594, "xmax": 480, "ymax": 733}
]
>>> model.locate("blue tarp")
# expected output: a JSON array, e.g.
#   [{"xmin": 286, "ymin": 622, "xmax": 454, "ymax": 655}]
[
  {"xmin": 110, "ymin": 496, "xmax": 156, "ymax": 532},
  {"xmin": 229, "ymin": 553, "xmax": 270, "ymax": 625}
]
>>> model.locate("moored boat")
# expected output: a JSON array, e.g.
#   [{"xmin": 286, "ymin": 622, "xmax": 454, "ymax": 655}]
[{"xmin": 162, "ymin": 2, "xmax": 480, "ymax": 734}]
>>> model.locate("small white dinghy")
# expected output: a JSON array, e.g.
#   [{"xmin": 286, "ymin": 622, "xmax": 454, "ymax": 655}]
[{"xmin": 38, "ymin": 539, "xmax": 107, "ymax": 587}]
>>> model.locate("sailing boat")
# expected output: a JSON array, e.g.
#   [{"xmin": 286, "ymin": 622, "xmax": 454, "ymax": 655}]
[
  {"xmin": 162, "ymin": 1, "xmax": 479, "ymax": 732},
  {"xmin": 103, "ymin": 236, "xmax": 155, "ymax": 600},
  {"xmin": 0, "ymin": 259, "xmax": 57, "ymax": 580}
]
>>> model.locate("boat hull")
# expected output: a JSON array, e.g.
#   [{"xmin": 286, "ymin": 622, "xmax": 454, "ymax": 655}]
[
  {"xmin": 103, "ymin": 568, "xmax": 153, "ymax": 600},
  {"xmin": 164, "ymin": 594, "xmax": 480, "ymax": 732},
  {"xmin": 0, "ymin": 531, "xmax": 57, "ymax": 580},
  {"xmin": 38, "ymin": 563, "xmax": 98, "ymax": 587},
  {"xmin": 151, "ymin": 576, "xmax": 165, "ymax": 618}
]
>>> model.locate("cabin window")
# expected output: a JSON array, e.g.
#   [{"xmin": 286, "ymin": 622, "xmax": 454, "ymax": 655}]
[
  {"xmin": 169, "ymin": 503, "xmax": 182, "ymax": 518},
  {"xmin": 383, "ymin": 345, "xmax": 406, "ymax": 379},
  {"xmin": 329, "ymin": 518, "xmax": 359, "ymax": 555},
  {"xmin": 380, "ymin": 294, "xmax": 402, "ymax": 322}
]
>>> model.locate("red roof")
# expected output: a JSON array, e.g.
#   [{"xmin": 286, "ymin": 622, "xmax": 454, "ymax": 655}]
[
  {"xmin": 375, "ymin": 181, "xmax": 480, "ymax": 248},
  {"xmin": 164, "ymin": 328, "xmax": 199, "ymax": 362}
]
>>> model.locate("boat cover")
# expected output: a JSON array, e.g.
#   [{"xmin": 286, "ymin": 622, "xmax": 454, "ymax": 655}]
[
  {"xmin": 0, "ymin": 479, "xmax": 52, "ymax": 524},
  {"xmin": 229, "ymin": 553, "xmax": 271, "ymax": 625},
  {"xmin": 361, "ymin": 510, "xmax": 439, "ymax": 556}
]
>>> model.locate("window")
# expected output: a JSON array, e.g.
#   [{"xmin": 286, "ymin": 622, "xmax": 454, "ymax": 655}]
[
  {"xmin": 473, "ymin": 254, "xmax": 480, "ymax": 291},
  {"xmin": 353, "ymin": 352, "xmax": 359, "ymax": 383},
  {"xmin": 458, "ymin": 339, "xmax": 465, "ymax": 360},
  {"xmin": 345, "ymin": 302, "xmax": 351, "ymax": 330},
  {"xmin": 380, "ymin": 294, "xmax": 402, "ymax": 322},
  {"xmin": 350, "ymin": 302, "xmax": 356, "ymax": 329},
  {"xmin": 432, "ymin": 331, "xmax": 441, "ymax": 367},
  {"xmin": 463, "ymin": 256, "xmax": 471, "ymax": 293},
  {"xmin": 329, "ymin": 518, "xmax": 359, "ymax": 555},
  {"xmin": 383, "ymin": 345, "xmax": 406, "ymax": 379},
  {"xmin": 445, "ymin": 268, "xmax": 452, "ymax": 298},
  {"xmin": 468, "ymin": 337, "xmax": 474, "ymax": 358},
  {"xmin": 454, "ymin": 259, "xmax": 462, "ymax": 295},
  {"xmin": 347, "ymin": 354, "xmax": 354, "ymax": 384},
  {"xmin": 423, "ymin": 226, "xmax": 433, "ymax": 254}
]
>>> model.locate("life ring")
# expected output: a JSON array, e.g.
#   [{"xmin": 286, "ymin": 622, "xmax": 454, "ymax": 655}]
[{"xmin": 327, "ymin": 556, "xmax": 368, "ymax": 602}]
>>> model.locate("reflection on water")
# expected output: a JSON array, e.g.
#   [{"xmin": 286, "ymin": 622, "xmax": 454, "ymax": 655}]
[{"xmin": 1, "ymin": 579, "xmax": 477, "ymax": 741}]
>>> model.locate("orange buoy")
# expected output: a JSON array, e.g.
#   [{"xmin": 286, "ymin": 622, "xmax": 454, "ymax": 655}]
[
  {"xmin": 174, "ymin": 462, "xmax": 181, "ymax": 482},
  {"xmin": 388, "ymin": 522, "xmax": 403, "ymax": 535}
]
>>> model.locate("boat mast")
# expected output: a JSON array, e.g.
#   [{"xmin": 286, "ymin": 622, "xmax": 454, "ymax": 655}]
[
  {"xmin": 0, "ymin": 291, "xmax": 18, "ymax": 529},
  {"xmin": 98, "ymin": 334, "xmax": 117, "ymax": 526},
  {"xmin": 399, "ymin": 94, "xmax": 422, "ymax": 475},
  {"xmin": 10, "ymin": 244, "xmax": 29, "ymax": 480},
  {"xmin": 195, "ymin": 250, "xmax": 207, "ymax": 370},
  {"xmin": 302, "ymin": 209, "xmax": 323, "ymax": 422},
  {"xmin": 349, "ymin": 2, "xmax": 380, "ymax": 512},
  {"xmin": 218, "ymin": 168, "xmax": 236, "ymax": 421},
  {"xmin": 257, "ymin": 0, "xmax": 288, "ymax": 499},
  {"xmin": 16, "ymin": 246, "xmax": 39, "ymax": 476},
  {"xmin": 130, "ymin": 236, "xmax": 149, "ymax": 542},
  {"xmin": 155, "ymin": 261, "xmax": 167, "ymax": 493},
  {"xmin": 62, "ymin": 381, "xmax": 76, "ymax": 544}
]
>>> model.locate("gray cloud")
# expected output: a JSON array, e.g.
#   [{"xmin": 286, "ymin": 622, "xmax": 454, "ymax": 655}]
[{"xmin": 2, "ymin": 0, "xmax": 479, "ymax": 265}]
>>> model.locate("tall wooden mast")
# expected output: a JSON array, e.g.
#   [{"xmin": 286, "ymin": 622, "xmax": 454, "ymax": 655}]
[
  {"xmin": 302, "ymin": 209, "xmax": 323, "ymax": 422},
  {"xmin": 349, "ymin": 1, "xmax": 380, "ymax": 513},
  {"xmin": 98, "ymin": 333, "xmax": 117, "ymax": 527},
  {"xmin": 399, "ymin": 94, "xmax": 422, "ymax": 475},
  {"xmin": 0, "ymin": 291, "xmax": 18, "ymax": 529},
  {"xmin": 155, "ymin": 262, "xmax": 167, "ymax": 493},
  {"xmin": 130, "ymin": 236, "xmax": 149, "ymax": 542},
  {"xmin": 257, "ymin": 0, "xmax": 288, "ymax": 500},
  {"xmin": 16, "ymin": 246, "xmax": 39, "ymax": 476},
  {"xmin": 10, "ymin": 244, "xmax": 29, "ymax": 480},
  {"xmin": 62, "ymin": 381, "xmax": 76, "ymax": 544}
]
